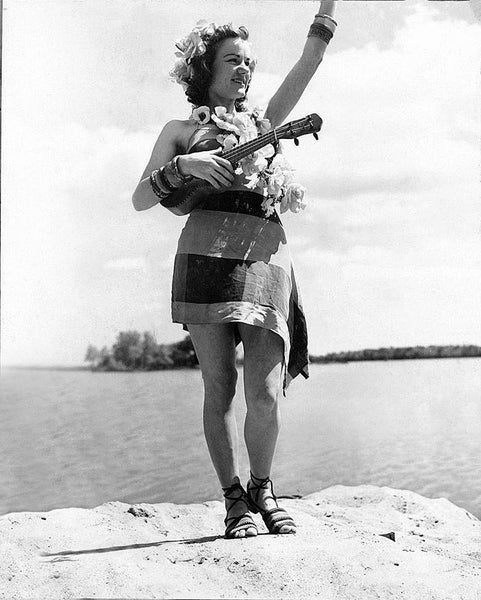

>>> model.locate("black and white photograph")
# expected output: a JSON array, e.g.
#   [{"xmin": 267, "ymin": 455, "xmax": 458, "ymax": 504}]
[{"xmin": 1, "ymin": 0, "xmax": 481, "ymax": 598}]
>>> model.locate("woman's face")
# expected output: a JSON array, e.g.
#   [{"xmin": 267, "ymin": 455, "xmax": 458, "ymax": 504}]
[{"xmin": 208, "ymin": 37, "xmax": 255, "ymax": 107}]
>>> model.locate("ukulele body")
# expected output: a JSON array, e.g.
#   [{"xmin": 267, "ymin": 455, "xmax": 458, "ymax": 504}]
[{"xmin": 160, "ymin": 178, "xmax": 221, "ymax": 216}]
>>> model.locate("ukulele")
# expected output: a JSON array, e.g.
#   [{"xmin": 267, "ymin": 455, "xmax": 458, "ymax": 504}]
[{"xmin": 160, "ymin": 113, "xmax": 323, "ymax": 216}]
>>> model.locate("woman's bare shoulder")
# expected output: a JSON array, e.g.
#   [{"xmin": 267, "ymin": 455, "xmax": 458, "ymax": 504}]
[{"xmin": 162, "ymin": 118, "xmax": 196, "ymax": 153}]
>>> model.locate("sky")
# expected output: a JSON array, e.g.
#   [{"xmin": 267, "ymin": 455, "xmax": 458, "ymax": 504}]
[{"xmin": 1, "ymin": 0, "xmax": 481, "ymax": 366}]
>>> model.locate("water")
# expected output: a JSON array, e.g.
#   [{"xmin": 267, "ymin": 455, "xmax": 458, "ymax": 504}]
[{"xmin": 1, "ymin": 359, "xmax": 480, "ymax": 517}]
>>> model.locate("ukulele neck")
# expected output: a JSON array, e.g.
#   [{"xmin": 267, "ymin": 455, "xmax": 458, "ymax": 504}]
[{"xmin": 221, "ymin": 130, "xmax": 279, "ymax": 164}]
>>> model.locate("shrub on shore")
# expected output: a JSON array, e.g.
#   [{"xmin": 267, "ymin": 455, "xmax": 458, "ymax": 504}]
[{"xmin": 85, "ymin": 331, "xmax": 198, "ymax": 371}]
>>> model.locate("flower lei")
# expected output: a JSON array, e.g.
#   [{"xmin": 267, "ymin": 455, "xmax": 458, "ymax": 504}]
[{"xmin": 191, "ymin": 105, "xmax": 307, "ymax": 216}]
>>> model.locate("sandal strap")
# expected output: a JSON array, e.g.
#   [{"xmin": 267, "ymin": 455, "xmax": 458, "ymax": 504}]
[
  {"xmin": 262, "ymin": 507, "xmax": 296, "ymax": 534},
  {"xmin": 225, "ymin": 513, "xmax": 257, "ymax": 538},
  {"xmin": 223, "ymin": 482, "xmax": 252, "ymax": 526},
  {"xmin": 222, "ymin": 481, "xmax": 246, "ymax": 499},
  {"xmin": 222, "ymin": 482, "xmax": 247, "ymax": 511},
  {"xmin": 222, "ymin": 483, "xmax": 258, "ymax": 538},
  {"xmin": 248, "ymin": 472, "xmax": 277, "ymax": 506}
]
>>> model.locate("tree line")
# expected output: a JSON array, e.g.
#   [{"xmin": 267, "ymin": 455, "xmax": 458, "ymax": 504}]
[
  {"xmin": 85, "ymin": 331, "xmax": 481, "ymax": 371},
  {"xmin": 84, "ymin": 331, "xmax": 198, "ymax": 371},
  {"xmin": 310, "ymin": 344, "xmax": 481, "ymax": 364}
]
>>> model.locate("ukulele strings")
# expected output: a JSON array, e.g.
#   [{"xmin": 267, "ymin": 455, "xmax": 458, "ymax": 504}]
[{"xmin": 222, "ymin": 129, "xmax": 281, "ymax": 164}]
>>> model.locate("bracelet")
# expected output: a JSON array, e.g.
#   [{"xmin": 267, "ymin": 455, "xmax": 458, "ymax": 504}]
[
  {"xmin": 173, "ymin": 156, "xmax": 188, "ymax": 181},
  {"xmin": 150, "ymin": 169, "xmax": 174, "ymax": 199},
  {"xmin": 164, "ymin": 156, "xmax": 189, "ymax": 188},
  {"xmin": 307, "ymin": 23, "xmax": 334, "ymax": 44},
  {"xmin": 150, "ymin": 175, "xmax": 168, "ymax": 199},
  {"xmin": 158, "ymin": 166, "xmax": 178, "ymax": 191},
  {"xmin": 150, "ymin": 172, "xmax": 168, "ymax": 199},
  {"xmin": 314, "ymin": 13, "xmax": 338, "ymax": 28}
]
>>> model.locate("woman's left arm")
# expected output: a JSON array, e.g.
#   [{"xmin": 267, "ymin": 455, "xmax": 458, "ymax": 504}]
[{"xmin": 264, "ymin": 0, "xmax": 337, "ymax": 129}]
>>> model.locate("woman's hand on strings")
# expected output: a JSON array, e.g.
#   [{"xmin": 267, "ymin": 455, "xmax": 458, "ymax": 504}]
[{"xmin": 178, "ymin": 149, "xmax": 235, "ymax": 189}]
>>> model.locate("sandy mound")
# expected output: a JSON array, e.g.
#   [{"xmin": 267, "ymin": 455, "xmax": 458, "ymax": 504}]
[{"xmin": 1, "ymin": 485, "xmax": 480, "ymax": 599}]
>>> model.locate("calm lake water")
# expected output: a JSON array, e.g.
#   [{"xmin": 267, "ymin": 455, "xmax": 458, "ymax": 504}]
[{"xmin": 1, "ymin": 359, "xmax": 480, "ymax": 518}]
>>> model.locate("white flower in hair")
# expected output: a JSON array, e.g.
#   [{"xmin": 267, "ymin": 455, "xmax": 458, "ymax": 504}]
[
  {"xmin": 169, "ymin": 59, "xmax": 192, "ymax": 88},
  {"xmin": 169, "ymin": 21, "xmax": 217, "ymax": 87},
  {"xmin": 174, "ymin": 20, "xmax": 217, "ymax": 63}
]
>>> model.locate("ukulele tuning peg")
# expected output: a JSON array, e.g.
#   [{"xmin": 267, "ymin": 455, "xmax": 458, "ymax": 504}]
[
  {"xmin": 294, "ymin": 138, "xmax": 299, "ymax": 146},
  {"xmin": 313, "ymin": 133, "xmax": 319, "ymax": 141}
]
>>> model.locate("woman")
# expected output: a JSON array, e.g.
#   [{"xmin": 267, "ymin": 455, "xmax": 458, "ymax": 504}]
[{"xmin": 132, "ymin": 2, "xmax": 336, "ymax": 539}]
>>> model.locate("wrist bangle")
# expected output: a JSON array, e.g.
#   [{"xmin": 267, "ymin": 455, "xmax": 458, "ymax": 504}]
[
  {"xmin": 158, "ymin": 167, "xmax": 178, "ymax": 191},
  {"xmin": 173, "ymin": 156, "xmax": 188, "ymax": 182},
  {"xmin": 164, "ymin": 157, "xmax": 187, "ymax": 188},
  {"xmin": 150, "ymin": 172, "xmax": 168, "ymax": 199},
  {"xmin": 150, "ymin": 168, "xmax": 175, "ymax": 199},
  {"xmin": 308, "ymin": 22, "xmax": 334, "ymax": 44},
  {"xmin": 314, "ymin": 13, "xmax": 338, "ymax": 27}
]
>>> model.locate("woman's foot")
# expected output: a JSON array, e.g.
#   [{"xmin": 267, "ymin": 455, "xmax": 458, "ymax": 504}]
[
  {"xmin": 246, "ymin": 472, "xmax": 296, "ymax": 534},
  {"xmin": 222, "ymin": 482, "xmax": 258, "ymax": 539}
]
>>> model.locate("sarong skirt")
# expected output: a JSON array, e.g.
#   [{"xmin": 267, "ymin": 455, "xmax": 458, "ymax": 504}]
[{"xmin": 171, "ymin": 190, "xmax": 309, "ymax": 388}]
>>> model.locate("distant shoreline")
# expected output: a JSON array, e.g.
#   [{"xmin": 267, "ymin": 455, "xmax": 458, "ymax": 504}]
[
  {"xmin": 310, "ymin": 345, "xmax": 481, "ymax": 364},
  {"xmin": 81, "ymin": 332, "xmax": 481, "ymax": 372},
  {"xmin": 3, "ymin": 350, "xmax": 480, "ymax": 372},
  {"xmin": 310, "ymin": 354, "xmax": 481, "ymax": 365}
]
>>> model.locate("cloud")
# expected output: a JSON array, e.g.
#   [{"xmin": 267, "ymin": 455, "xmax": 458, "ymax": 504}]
[
  {"xmin": 274, "ymin": 5, "xmax": 481, "ymax": 353},
  {"xmin": 2, "ymin": 1, "xmax": 480, "ymax": 364},
  {"xmin": 1, "ymin": 117, "xmax": 182, "ymax": 365},
  {"xmin": 104, "ymin": 257, "xmax": 148, "ymax": 272}
]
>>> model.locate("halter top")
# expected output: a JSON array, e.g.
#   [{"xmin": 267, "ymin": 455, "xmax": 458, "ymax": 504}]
[{"xmin": 186, "ymin": 123, "xmax": 222, "ymax": 154}]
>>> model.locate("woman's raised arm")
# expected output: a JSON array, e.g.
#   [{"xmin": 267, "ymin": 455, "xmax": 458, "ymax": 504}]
[{"xmin": 264, "ymin": 0, "xmax": 337, "ymax": 129}]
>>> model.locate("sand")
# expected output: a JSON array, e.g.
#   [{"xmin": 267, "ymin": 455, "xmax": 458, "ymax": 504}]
[{"xmin": 1, "ymin": 485, "xmax": 480, "ymax": 599}]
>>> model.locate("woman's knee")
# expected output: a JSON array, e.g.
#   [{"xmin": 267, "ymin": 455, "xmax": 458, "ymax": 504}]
[
  {"xmin": 203, "ymin": 367, "xmax": 238, "ymax": 403},
  {"xmin": 246, "ymin": 376, "xmax": 281, "ymax": 415}
]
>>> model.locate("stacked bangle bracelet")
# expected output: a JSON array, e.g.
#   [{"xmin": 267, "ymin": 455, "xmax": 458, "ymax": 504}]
[
  {"xmin": 150, "ymin": 168, "xmax": 174, "ymax": 199},
  {"xmin": 308, "ymin": 22, "xmax": 334, "ymax": 44},
  {"xmin": 164, "ymin": 156, "xmax": 191, "ymax": 188},
  {"xmin": 149, "ymin": 156, "xmax": 191, "ymax": 200},
  {"xmin": 309, "ymin": 11, "xmax": 337, "ymax": 44},
  {"xmin": 315, "ymin": 13, "xmax": 338, "ymax": 28}
]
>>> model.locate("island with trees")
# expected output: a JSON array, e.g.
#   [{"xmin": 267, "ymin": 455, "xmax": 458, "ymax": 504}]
[
  {"xmin": 84, "ymin": 331, "xmax": 198, "ymax": 371},
  {"xmin": 84, "ymin": 331, "xmax": 481, "ymax": 371}
]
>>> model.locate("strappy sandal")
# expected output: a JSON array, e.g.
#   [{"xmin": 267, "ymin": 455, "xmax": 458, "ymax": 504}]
[
  {"xmin": 222, "ymin": 482, "xmax": 258, "ymax": 539},
  {"xmin": 246, "ymin": 472, "xmax": 296, "ymax": 535}
]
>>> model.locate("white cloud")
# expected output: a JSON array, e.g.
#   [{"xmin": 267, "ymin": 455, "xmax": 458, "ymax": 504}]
[
  {"xmin": 272, "ymin": 5, "xmax": 481, "ymax": 354},
  {"xmin": 104, "ymin": 257, "xmax": 148, "ymax": 272},
  {"xmin": 2, "ymin": 0, "xmax": 480, "ymax": 364}
]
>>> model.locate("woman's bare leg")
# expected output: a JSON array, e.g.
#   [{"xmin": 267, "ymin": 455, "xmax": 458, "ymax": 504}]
[
  {"xmin": 238, "ymin": 323, "xmax": 296, "ymax": 534},
  {"xmin": 188, "ymin": 323, "xmax": 256, "ymax": 537}
]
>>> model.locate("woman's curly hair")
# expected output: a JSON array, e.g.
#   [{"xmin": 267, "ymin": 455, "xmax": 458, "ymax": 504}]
[{"xmin": 184, "ymin": 24, "xmax": 253, "ymax": 112}]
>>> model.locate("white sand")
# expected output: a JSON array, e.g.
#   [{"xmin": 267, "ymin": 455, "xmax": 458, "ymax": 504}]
[{"xmin": 1, "ymin": 485, "xmax": 480, "ymax": 599}]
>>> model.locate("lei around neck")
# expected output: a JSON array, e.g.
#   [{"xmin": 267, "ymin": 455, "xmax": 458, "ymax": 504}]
[{"xmin": 191, "ymin": 105, "xmax": 307, "ymax": 216}]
